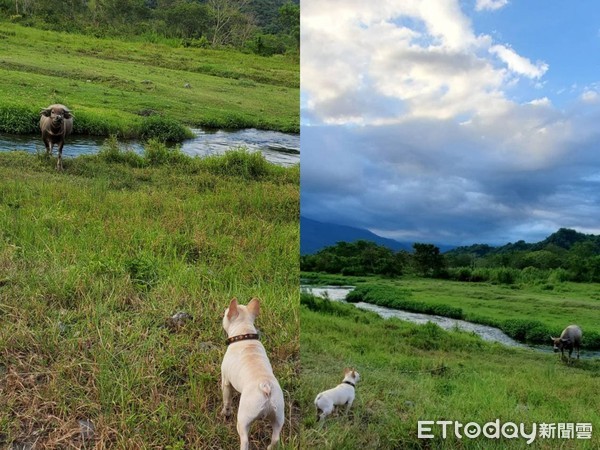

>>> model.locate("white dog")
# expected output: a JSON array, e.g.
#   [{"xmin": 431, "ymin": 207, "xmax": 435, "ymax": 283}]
[
  {"xmin": 221, "ymin": 298, "xmax": 285, "ymax": 450},
  {"xmin": 314, "ymin": 368, "xmax": 360, "ymax": 421}
]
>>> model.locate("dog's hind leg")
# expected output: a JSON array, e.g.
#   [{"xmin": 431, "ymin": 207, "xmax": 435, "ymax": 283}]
[
  {"xmin": 267, "ymin": 415, "xmax": 283, "ymax": 450},
  {"xmin": 236, "ymin": 419, "xmax": 250, "ymax": 450}
]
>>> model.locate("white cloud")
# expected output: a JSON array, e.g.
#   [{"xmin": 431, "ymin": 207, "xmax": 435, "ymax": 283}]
[
  {"xmin": 528, "ymin": 97, "xmax": 551, "ymax": 106},
  {"xmin": 302, "ymin": 0, "xmax": 548, "ymax": 125},
  {"xmin": 489, "ymin": 44, "xmax": 548, "ymax": 79},
  {"xmin": 581, "ymin": 90, "xmax": 600, "ymax": 103},
  {"xmin": 475, "ymin": 0, "xmax": 509, "ymax": 12}
]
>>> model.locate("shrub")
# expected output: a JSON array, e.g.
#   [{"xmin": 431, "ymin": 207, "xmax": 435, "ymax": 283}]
[
  {"xmin": 491, "ymin": 267, "xmax": 519, "ymax": 285},
  {"xmin": 143, "ymin": 139, "xmax": 188, "ymax": 166},
  {"xmin": 139, "ymin": 116, "xmax": 193, "ymax": 142},
  {"xmin": 548, "ymin": 268, "xmax": 570, "ymax": 284},
  {"xmin": 584, "ymin": 331, "xmax": 600, "ymax": 350},
  {"xmin": 0, "ymin": 104, "xmax": 39, "ymax": 134},
  {"xmin": 203, "ymin": 148, "xmax": 271, "ymax": 180},
  {"xmin": 98, "ymin": 135, "xmax": 145, "ymax": 167},
  {"xmin": 501, "ymin": 319, "xmax": 548, "ymax": 343}
]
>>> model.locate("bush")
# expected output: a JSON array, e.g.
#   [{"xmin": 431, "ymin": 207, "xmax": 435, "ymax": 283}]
[
  {"xmin": 0, "ymin": 104, "xmax": 39, "ymax": 134},
  {"xmin": 203, "ymin": 148, "xmax": 271, "ymax": 180},
  {"xmin": 98, "ymin": 136, "xmax": 145, "ymax": 167},
  {"xmin": 584, "ymin": 330, "xmax": 600, "ymax": 350},
  {"xmin": 139, "ymin": 116, "xmax": 193, "ymax": 142},
  {"xmin": 501, "ymin": 319, "xmax": 548, "ymax": 343},
  {"xmin": 548, "ymin": 268, "xmax": 570, "ymax": 284},
  {"xmin": 491, "ymin": 267, "xmax": 519, "ymax": 285},
  {"xmin": 143, "ymin": 139, "xmax": 188, "ymax": 166}
]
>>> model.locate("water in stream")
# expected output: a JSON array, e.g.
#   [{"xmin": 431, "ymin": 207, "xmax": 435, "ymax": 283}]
[{"xmin": 0, "ymin": 128, "xmax": 299, "ymax": 167}]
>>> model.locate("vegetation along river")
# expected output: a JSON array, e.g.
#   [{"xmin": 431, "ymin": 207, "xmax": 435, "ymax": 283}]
[
  {"xmin": 0, "ymin": 128, "xmax": 300, "ymax": 167},
  {"xmin": 302, "ymin": 285, "xmax": 600, "ymax": 359}
]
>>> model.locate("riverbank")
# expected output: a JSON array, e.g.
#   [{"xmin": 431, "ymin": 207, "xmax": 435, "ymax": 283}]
[
  {"xmin": 0, "ymin": 150, "xmax": 299, "ymax": 448},
  {"xmin": 300, "ymin": 294, "xmax": 600, "ymax": 449},
  {"xmin": 301, "ymin": 272, "xmax": 600, "ymax": 350},
  {"xmin": 0, "ymin": 22, "xmax": 299, "ymax": 139}
]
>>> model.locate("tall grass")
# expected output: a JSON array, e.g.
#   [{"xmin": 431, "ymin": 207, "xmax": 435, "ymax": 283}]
[{"xmin": 0, "ymin": 150, "xmax": 299, "ymax": 448}]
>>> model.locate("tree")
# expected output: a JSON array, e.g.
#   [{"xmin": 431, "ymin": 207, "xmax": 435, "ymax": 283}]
[
  {"xmin": 207, "ymin": 0, "xmax": 256, "ymax": 47},
  {"xmin": 412, "ymin": 243, "xmax": 446, "ymax": 277}
]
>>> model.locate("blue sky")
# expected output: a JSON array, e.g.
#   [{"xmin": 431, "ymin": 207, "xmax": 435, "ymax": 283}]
[{"xmin": 301, "ymin": 0, "xmax": 600, "ymax": 246}]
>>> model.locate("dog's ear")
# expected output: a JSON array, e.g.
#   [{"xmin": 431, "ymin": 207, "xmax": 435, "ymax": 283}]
[
  {"xmin": 247, "ymin": 297, "xmax": 260, "ymax": 317},
  {"xmin": 343, "ymin": 367, "xmax": 351, "ymax": 375},
  {"xmin": 227, "ymin": 298, "xmax": 239, "ymax": 320}
]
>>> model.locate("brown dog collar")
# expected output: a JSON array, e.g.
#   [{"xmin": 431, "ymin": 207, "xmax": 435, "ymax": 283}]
[
  {"xmin": 226, "ymin": 333, "xmax": 260, "ymax": 346},
  {"xmin": 343, "ymin": 380, "xmax": 356, "ymax": 387}
]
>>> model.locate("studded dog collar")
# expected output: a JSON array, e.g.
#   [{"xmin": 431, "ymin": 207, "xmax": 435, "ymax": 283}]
[{"xmin": 226, "ymin": 333, "xmax": 260, "ymax": 346}]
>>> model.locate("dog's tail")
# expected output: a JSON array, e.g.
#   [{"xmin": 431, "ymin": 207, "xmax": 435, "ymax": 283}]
[
  {"xmin": 259, "ymin": 380, "xmax": 283, "ymax": 417},
  {"xmin": 314, "ymin": 393, "xmax": 322, "ymax": 405},
  {"xmin": 314, "ymin": 394, "xmax": 323, "ymax": 420},
  {"xmin": 259, "ymin": 381, "xmax": 272, "ymax": 398}
]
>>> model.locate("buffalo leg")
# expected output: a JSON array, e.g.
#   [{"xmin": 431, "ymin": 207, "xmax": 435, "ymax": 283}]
[{"xmin": 56, "ymin": 143, "xmax": 64, "ymax": 170}]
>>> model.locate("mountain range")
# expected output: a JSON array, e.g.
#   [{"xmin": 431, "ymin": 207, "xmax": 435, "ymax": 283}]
[
  {"xmin": 301, "ymin": 217, "xmax": 600, "ymax": 256},
  {"xmin": 301, "ymin": 216, "xmax": 413, "ymax": 255}
]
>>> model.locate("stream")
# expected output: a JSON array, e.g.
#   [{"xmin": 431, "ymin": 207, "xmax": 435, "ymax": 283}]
[
  {"xmin": 302, "ymin": 285, "xmax": 600, "ymax": 358},
  {"xmin": 0, "ymin": 128, "xmax": 300, "ymax": 167}
]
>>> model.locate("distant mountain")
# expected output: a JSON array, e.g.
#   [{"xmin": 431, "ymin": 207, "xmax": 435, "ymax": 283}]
[
  {"xmin": 301, "ymin": 217, "xmax": 413, "ymax": 255},
  {"xmin": 445, "ymin": 228, "xmax": 600, "ymax": 257}
]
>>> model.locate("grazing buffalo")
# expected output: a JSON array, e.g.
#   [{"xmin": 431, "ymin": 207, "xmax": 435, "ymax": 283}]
[
  {"xmin": 40, "ymin": 104, "xmax": 73, "ymax": 170},
  {"xmin": 551, "ymin": 325, "xmax": 582, "ymax": 361}
]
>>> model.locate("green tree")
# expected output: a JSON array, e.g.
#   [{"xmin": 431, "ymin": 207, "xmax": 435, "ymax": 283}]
[{"xmin": 412, "ymin": 243, "xmax": 446, "ymax": 277}]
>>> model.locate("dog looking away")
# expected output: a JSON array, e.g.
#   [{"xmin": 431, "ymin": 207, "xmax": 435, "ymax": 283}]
[
  {"xmin": 221, "ymin": 298, "xmax": 284, "ymax": 450},
  {"xmin": 314, "ymin": 368, "xmax": 360, "ymax": 421}
]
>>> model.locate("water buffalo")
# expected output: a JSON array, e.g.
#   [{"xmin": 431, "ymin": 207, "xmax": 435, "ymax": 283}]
[
  {"xmin": 551, "ymin": 325, "xmax": 582, "ymax": 361},
  {"xmin": 40, "ymin": 104, "xmax": 73, "ymax": 170}
]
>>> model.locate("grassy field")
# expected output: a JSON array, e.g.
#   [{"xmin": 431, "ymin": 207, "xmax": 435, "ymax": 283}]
[
  {"xmin": 300, "ymin": 295, "xmax": 600, "ymax": 449},
  {"xmin": 0, "ymin": 22, "xmax": 299, "ymax": 137},
  {"xmin": 303, "ymin": 273, "xmax": 600, "ymax": 349},
  {"xmin": 0, "ymin": 149, "xmax": 299, "ymax": 449}
]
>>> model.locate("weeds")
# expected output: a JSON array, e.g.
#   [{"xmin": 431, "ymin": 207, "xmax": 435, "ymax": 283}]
[{"xmin": 0, "ymin": 151, "xmax": 299, "ymax": 448}]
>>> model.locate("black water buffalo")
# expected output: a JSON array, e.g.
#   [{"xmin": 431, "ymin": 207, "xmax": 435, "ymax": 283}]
[{"xmin": 40, "ymin": 104, "xmax": 73, "ymax": 170}]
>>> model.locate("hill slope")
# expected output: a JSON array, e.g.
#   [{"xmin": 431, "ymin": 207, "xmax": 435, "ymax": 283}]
[{"xmin": 300, "ymin": 216, "xmax": 412, "ymax": 255}]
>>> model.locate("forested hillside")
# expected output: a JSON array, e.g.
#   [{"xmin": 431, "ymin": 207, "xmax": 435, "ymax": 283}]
[
  {"xmin": 302, "ymin": 228, "xmax": 600, "ymax": 283},
  {"xmin": 0, "ymin": 0, "xmax": 299, "ymax": 55}
]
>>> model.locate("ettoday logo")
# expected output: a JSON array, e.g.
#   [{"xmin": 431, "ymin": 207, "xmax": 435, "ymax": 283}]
[{"xmin": 418, "ymin": 420, "xmax": 593, "ymax": 444}]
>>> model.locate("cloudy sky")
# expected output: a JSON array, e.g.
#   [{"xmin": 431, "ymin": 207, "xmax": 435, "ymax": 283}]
[{"xmin": 300, "ymin": 0, "xmax": 600, "ymax": 246}]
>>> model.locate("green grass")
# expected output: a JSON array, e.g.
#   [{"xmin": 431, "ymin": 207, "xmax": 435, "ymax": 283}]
[
  {"xmin": 0, "ymin": 150, "xmax": 299, "ymax": 449},
  {"xmin": 300, "ymin": 295, "xmax": 600, "ymax": 449},
  {"xmin": 307, "ymin": 274, "xmax": 600, "ymax": 349},
  {"xmin": 0, "ymin": 23, "xmax": 299, "ymax": 137}
]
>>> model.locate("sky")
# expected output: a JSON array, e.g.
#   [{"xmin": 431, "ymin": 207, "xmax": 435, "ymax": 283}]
[{"xmin": 300, "ymin": 0, "xmax": 600, "ymax": 246}]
